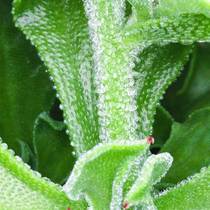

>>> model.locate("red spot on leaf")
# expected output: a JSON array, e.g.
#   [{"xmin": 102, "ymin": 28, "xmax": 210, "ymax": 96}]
[
  {"xmin": 67, "ymin": 208, "xmax": 71, "ymax": 210},
  {"xmin": 123, "ymin": 201, "xmax": 129, "ymax": 209},
  {"xmin": 146, "ymin": 136, "xmax": 155, "ymax": 145}
]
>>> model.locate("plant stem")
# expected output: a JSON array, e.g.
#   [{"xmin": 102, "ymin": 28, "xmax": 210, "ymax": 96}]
[{"xmin": 84, "ymin": 0, "xmax": 139, "ymax": 142}]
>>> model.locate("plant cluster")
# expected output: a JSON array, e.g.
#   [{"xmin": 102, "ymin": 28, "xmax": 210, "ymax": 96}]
[{"xmin": 0, "ymin": 0, "xmax": 210, "ymax": 209}]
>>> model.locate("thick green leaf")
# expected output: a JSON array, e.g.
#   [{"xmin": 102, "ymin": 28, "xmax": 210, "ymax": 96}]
[
  {"xmin": 0, "ymin": 0, "xmax": 54, "ymax": 155},
  {"xmin": 154, "ymin": 0, "xmax": 210, "ymax": 18},
  {"xmin": 155, "ymin": 166, "xmax": 210, "ymax": 210},
  {"xmin": 64, "ymin": 141, "xmax": 149, "ymax": 210},
  {"xmin": 161, "ymin": 107, "xmax": 210, "ymax": 184},
  {"xmin": 81, "ymin": 0, "xmax": 140, "ymax": 142},
  {"xmin": 127, "ymin": 0, "xmax": 153, "ymax": 21},
  {"xmin": 13, "ymin": 0, "xmax": 99, "ymax": 155},
  {"xmin": 33, "ymin": 112, "xmax": 75, "ymax": 184},
  {"xmin": 135, "ymin": 44, "xmax": 191, "ymax": 137},
  {"xmin": 125, "ymin": 153, "xmax": 172, "ymax": 209},
  {"xmin": 164, "ymin": 43, "xmax": 210, "ymax": 121},
  {"xmin": 0, "ymin": 138, "xmax": 84, "ymax": 210},
  {"xmin": 124, "ymin": 0, "xmax": 210, "ymax": 47}
]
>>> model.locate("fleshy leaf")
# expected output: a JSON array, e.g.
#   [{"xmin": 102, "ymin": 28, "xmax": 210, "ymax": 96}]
[
  {"xmin": 155, "ymin": 166, "xmax": 210, "ymax": 210},
  {"xmin": 124, "ymin": 0, "xmax": 210, "ymax": 47},
  {"xmin": 0, "ymin": 0, "xmax": 54, "ymax": 155},
  {"xmin": 161, "ymin": 107, "xmax": 210, "ymax": 184},
  {"xmin": 13, "ymin": 0, "xmax": 99, "ymax": 155},
  {"xmin": 127, "ymin": 0, "xmax": 153, "ymax": 21},
  {"xmin": 33, "ymin": 112, "xmax": 75, "ymax": 184},
  {"xmin": 125, "ymin": 153, "xmax": 173, "ymax": 209},
  {"xmin": 0, "ymin": 138, "xmax": 85, "ymax": 210},
  {"xmin": 135, "ymin": 44, "xmax": 191, "ymax": 137},
  {"xmin": 83, "ymin": 0, "xmax": 139, "ymax": 142},
  {"xmin": 63, "ymin": 141, "xmax": 149, "ymax": 210},
  {"xmin": 154, "ymin": 0, "xmax": 210, "ymax": 18}
]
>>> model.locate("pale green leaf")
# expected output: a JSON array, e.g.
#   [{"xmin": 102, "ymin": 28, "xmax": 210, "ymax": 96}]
[
  {"xmin": 155, "ymin": 166, "xmax": 210, "ymax": 210},
  {"xmin": 125, "ymin": 153, "xmax": 172, "ymax": 209},
  {"xmin": 135, "ymin": 44, "xmax": 191, "ymax": 137},
  {"xmin": 64, "ymin": 141, "xmax": 149, "ymax": 210},
  {"xmin": 124, "ymin": 0, "xmax": 210, "ymax": 47},
  {"xmin": 0, "ymin": 138, "xmax": 84, "ymax": 210},
  {"xmin": 82, "ymin": 0, "xmax": 139, "ymax": 142},
  {"xmin": 154, "ymin": 0, "xmax": 210, "ymax": 18}
]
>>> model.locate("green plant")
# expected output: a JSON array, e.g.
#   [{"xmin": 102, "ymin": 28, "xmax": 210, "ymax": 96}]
[{"xmin": 0, "ymin": 0, "xmax": 210, "ymax": 209}]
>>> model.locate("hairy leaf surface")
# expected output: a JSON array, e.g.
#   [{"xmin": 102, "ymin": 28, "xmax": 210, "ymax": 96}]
[
  {"xmin": 155, "ymin": 166, "xmax": 210, "ymax": 210},
  {"xmin": 64, "ymin": 141, "xmax": 149, "ymax": 210},
  {"xmin": 13, "ymin": 0, "xmax": 99, "ymax": 155},
  {"xmin": 135, "ymin": 44, "xmax": 191, "ymax": 137},
  {"xmin": 0, "ymin": 139, "xmax": 84, "ymax": 210}
]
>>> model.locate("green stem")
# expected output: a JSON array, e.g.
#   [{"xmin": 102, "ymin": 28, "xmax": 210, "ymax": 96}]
[{"xmin": 84, "ymin": 0, "xmax": 139, "ymax": 142}]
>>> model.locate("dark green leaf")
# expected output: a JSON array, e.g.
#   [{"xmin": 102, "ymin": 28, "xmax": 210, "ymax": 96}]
[
  {"xmin": 161, "ymin": 107, "xmax": 210, "ymax": 184},
  {"xmin": 33, "ymin": 112, "xmax": 75, "ymax": 184},
  {"xmin": 0, "ymin": 0, "xmax": 54, "ymax": 155},
  {"xmin": 164, "ymin": 44, "xmax": 210, "ymax": 121},
  {"xmin": 152, "ymin": 106, "xmax": 173, "ymax": 150}
]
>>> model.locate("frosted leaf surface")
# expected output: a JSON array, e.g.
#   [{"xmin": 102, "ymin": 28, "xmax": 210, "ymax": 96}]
[
  {"xmin": 124, "ymin": 1, "xmax": 210, "ymax": 48},
  {"xmin": 125, "ymin": 153, "xmax": 173, "ymax": 208},
  {"xmin": 63, "ymin": 141, "xmax": 149, "ymax": 210},
  {"xmin": 135, "ymin": 44, "xmax": 191, "ymax": 137},
  {"xmin": 13, "ymin": 0, "xmax": 99, "ymax": 155},
  {"xmin": 123, "ymin": 1, "xmax": 210, "ymax": 137},
  {"xmin": 0, "ymin": 138, "xmax": 84, "ymax": 210},
  {"xmin": 154, "ymin": 0, "xmax": 210, "ymax": 18},
  {"xmin": 155, "ymin": 166, "xmax": 210, "ymax": 210},
  {"xmin": 83, "ymin": 0, "xmax": 139, "ymax": 142}
]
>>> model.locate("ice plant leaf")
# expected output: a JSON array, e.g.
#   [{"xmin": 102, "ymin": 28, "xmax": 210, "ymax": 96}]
[
  {"xmin": 0, "ymin": 0, "xmax": 54, "ymax": 155},
  {"xmin": 127, "ymin": 0, "xmax": 153, "ymax": 21},
  {"xmin": 135, "ymin": 44, "xmax": 191, "ymax": 137},
  {"xmin": 161, "ymin": 107, "xmax": 210, "ymax": 184},
  {"xmin": 155, "ymin": 166, "xmax": 210, "ymax": 210},
  {"xmin": 154, "ymin": 0, "xmax": 210, "ymax": 18},
  {"xmin": 124, "ymin": 0, "xmax": 210, "ymax": 47},
  {"xmin": 63, "ymin": 141, "xmax": 149, "ymax": 210},
  {"xmin": 82, "ymin": 0, "xmax": 139, "ymax": 142},
  {"xmin": 0, "ymin": 138, "xmax": 85, "ymax": 210},
  {"xmin": 13, "ymin": 0, "xmax": 99, "ymax": 155},
  {"xmin": 125, "ymin": 153, "xmax": 173, "ymax": 209},
  {"xmin": 33, "ymin": 112, "xmax": 75, "ymax": 184}
]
